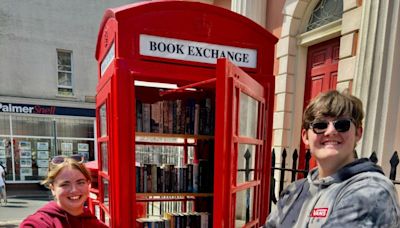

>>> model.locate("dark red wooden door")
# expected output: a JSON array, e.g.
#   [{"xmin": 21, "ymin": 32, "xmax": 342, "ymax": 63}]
[{"xmin": 300, "ymin": 37, "xmax": 340, "ymax": 169}]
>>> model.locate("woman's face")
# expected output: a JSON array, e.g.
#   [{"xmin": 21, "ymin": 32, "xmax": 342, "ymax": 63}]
[{"xmin": 50, "ymin": 166, "xmax": 90, "ymax": 216}]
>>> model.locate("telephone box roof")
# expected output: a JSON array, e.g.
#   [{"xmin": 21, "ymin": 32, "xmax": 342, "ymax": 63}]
[{"xmin": 95, "ymin": 0, "xmax": 277, "ymax": 61}]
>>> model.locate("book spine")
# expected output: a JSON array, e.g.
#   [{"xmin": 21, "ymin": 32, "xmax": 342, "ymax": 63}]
[
  {"xmin": 187, "ymin": 164, "xmax": 193, "ymax": 193},
  {"xmin": 176, "ymin": 167, "xmax": 182, "ymax": 193},
  {"xmin": 157, "ymin": 166, "xmax": 163, "ymax": 193},
  {"xmin": 163, "ymin": 100, "xmax": 169, "ymax": 133},
  {"xmin": 142, "ymin": 103, "xmax": 151, "ymax": 133},
  {"xmin": 136, "ymin": 100, "xmax": 143, "ymax": 132},
  {"xmin": 192, "ymin": 163, "xmax": 199, "ymax": 193},
  {"xmin": 175, "ymin": 100, "xmax": 183, "ymax": 134},
  {"xmin": 151, "ymin": 102, "xmax": 161, "ymax": 133},
  {"xmin": 182, "ymin": 166, "xmax": 187, "ymax": 193},
  {"xmin": 168, "ymin": 100, "xmax": 174, "ymax": 134},
  {"xmin": 194, "ymin": 103, "xmax": 200, "ymax": 135},
  {"xmin": 200, "ymin": 213, "xmax": 208, "ymax": 228},
  {"xmin": 146, "ymin": 164, "xmax": 152, "ymax": 193},
  {"xmin": 172, "ymin": 100, "xmax": 178, "ymax": 134},
  {"xmin": 136, "ymin": 165, "xmax": 141, "ymax": 192},
  {"xmin": 143, "ymin": 165, "xmax": 147, "ymax": 193},
  {"xmin": 151, "ymin": 164, "xmax": 158, "ymax": 193}
]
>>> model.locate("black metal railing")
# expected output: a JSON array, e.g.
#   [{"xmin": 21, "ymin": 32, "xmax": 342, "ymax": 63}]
[{"xmin": 270, "ymin": 149, "xmax": 399, "ymax": 207}]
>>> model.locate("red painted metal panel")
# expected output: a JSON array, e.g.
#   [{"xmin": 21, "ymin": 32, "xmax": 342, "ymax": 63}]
[{"xmin": 214, "ymin": 59, "xmax": 273, "ymax": 227}]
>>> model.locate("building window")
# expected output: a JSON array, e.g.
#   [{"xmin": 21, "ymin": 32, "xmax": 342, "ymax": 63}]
[
  {"xmin": 0, "ymin": 113, "xmax": 95, "ymax": 182},
  {"xmin": 306, "ymin": 0, "xmax": 343, "ymax": 31},
  {"xmin": 57, "ymin": 50, "xmax": 73, "ymax": 96}
]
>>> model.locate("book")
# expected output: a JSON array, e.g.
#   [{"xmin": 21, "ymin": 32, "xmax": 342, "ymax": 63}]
[
  {"xmin": 142, "ymin": 103, "xmax": 151, "ymax": 133},
  {"xmin": 151, "ymin": 164, "xmax": 158, "ymax": 193},
  {"xmin": 192, "ymin": 163, "xmax": 199, "ymax": 193},
  {"xmin": 187, "ymin": 164, "xmax": 193, "ymax": 193},
  {"xmin": 136, "ymin": 100, "xmax": 143, "ymax": 132},
  {"xmin": 145, "ymin": 164, "xmax": 152, "ymax": 193},
  {"xmin": 194, "ymin": 103, "xmax": 200, "ymax": 135},
  {"xmin": 151, "ymin": 101, "xmax": 162, "ymax": 133},
  {"xmin": 162, "ymin": 100, "xmax": 169, "ymax": 133}
]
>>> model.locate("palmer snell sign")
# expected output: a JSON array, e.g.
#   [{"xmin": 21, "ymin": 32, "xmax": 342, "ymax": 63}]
[
  {"xmin": 139, "ymin": 34, "xmax": 257, "ymax": 68},
  {"xmin": 0, "ymin": 102, "xmax": 95, "ymax": 117}
]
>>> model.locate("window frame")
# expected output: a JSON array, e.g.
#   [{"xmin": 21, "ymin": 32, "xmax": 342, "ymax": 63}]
[{"xmin": 57, "ymin": 49, "xmax": 74, "ymax": 96}]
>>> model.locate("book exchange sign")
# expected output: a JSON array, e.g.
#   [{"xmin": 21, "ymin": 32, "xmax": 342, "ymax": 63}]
[{"xmin": 139, "ymin": 34, "xmax": 257, "ymax": 68}]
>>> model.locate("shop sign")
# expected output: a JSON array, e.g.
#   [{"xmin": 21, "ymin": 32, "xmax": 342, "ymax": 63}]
[
  {"xmin": 139, "ymin": 34, "xmax": 257, "ymax": 68},
  {"xmin": 0, "ymin": 102, "xmax": 95, "ymax": 117}
]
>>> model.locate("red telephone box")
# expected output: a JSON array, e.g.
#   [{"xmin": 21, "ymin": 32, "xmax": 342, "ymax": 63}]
[{"xmin": 94, "ymin": 1, "xmax": 277, "ymax": 227}]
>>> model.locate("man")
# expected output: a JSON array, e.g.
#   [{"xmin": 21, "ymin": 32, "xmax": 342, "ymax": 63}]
[
  {"xmin": 264, "ymin": 90, "xmax": 400, "ymax": 227},
  {"xmin": 0, "ymin": 162, "xmax": 6, "ymax": 206}
]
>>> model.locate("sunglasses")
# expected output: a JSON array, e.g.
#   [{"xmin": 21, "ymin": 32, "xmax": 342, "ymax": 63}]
[
  {"xmin": 309, "ymin": 118, "xmax": 354, "ymax": 134},
  {"xmin": 51, "ymin": 154, "xmax": 84, "ymax": 165}
]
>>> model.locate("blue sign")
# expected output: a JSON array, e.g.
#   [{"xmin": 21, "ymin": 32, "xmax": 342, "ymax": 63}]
[{"xmin": 0, "ymin": 102, "xmax": 95, "ymax": 117}]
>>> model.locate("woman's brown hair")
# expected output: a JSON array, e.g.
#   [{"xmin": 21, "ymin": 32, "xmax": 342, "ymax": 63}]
[{"xmin": 41, "ymin": 157, "xmax": 91, "ymax": 187}]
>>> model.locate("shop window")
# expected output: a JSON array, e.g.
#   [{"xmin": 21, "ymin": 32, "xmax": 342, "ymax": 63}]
[
  {"xmin": 5, "ymin": 116, "xmax": 95, "ymax": 182},
  {"xmin": 56, "ymin": 139, "xmax": 94, "ymax": 161},
  {"xmin": 13, "ymin": 137, "xmax": 55, "ymax": 181},
  {"xmin": 0, "ymin": 137, "xmax": 12, "ymax": 180},
  {"xmin": 0, "ymin": 115, "xmax": 10, "ymax": 135},
  {"xmin": 56, "ymin": 118, "xmax": 94, "ymax": 138},
  {"xmin": 12, "ymin": 116, "xmax": 54, "ymax": 136},
  {"xmin": 306, "ymin": 0, "xmax": 343, "ymax": 31},
  {"xmin": 57, "ymin": 50, "xmax": 74, "ymax": 96}
]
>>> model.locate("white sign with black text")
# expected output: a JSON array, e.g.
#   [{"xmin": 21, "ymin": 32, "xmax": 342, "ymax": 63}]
[{"xmin": 140, "ymin": 34, "xmax": 257, "ymax": 68}]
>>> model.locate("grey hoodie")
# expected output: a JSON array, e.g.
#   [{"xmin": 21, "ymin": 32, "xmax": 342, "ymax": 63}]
[{"xmin": 264, "ymin": 158, "xmax": 400, "ymax": 228}]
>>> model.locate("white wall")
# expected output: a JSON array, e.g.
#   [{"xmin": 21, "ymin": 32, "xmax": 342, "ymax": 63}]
[{"xmin": 0, "ymin": 0, "xmax": 142, "ymax": 105}]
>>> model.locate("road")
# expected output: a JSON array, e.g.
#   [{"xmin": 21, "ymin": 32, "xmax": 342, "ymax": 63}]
[{"xmin": 0, "ymin": 196, "xmax": 50, "ymax": 227}]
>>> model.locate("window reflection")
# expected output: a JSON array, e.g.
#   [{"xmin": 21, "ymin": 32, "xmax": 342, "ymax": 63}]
[
  {"xmin": 12, "ymin": 116, "xmax": 54, "ymax": 136},
  {"xmin": 12, "ymin": 138, "xmax": 55, "ymax": 181},
  {"xmin": 0, "ymin": 138, "xmax": 12, "ymax": 181},
  {"xmin": 100, "ymin": 104, "xmax": 107, "ymax": 137},
  {"xmin": 235, "ymin": 188, "xmax": 254, "ymax": 227},
  {"xmin": 102, "ymin": 178, "xmax": 110, "ymax": 208},
  {"xmin": 101, "ymin": 142, "xmax": 108, "ymax": 173},
  {"xmin": 0, "ymin": 114, "xmax": 95, "ymax": 182},
  {"xmin": 57, "ymin": 118, "xmax": 94, "ymax": 138},
  {"xmin": 237, "ymin": 144, "xmax": 256, "ymax": 185},
  {"xmin": 0, "ymin": 115, "xmax": 10, "ymax": 135},
  {"xmin": 307, "ymin": 0, "xmax": 343, "ymax": 31},
  {"xmin": 239, "ymin": 92, "xmax": 258, "ymax": 138}
]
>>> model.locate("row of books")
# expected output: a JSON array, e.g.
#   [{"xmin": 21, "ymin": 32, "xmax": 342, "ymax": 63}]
[
  {"xmin": 135, "ymin": 139, "xmax": 214, "ymax": 166},
  {"xmin": 135, "ymin": 144, "xmax": 187, "ymax": 167},
  {"xmin": 136, "ymin": 98, "xmax": 214, "ymax": 135},
  {"xmin": 136, "ymin": 160, "xmax": 213, "ymax": 193},
  {"xmin": 136, "ymin": 212, "xmax": 211, "ymax": 228}
]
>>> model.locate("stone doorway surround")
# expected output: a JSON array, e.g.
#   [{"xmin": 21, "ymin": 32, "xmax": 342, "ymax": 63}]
[{"xmin": 273, "ymin": 0, "xmax": 362, "ymax": 160}]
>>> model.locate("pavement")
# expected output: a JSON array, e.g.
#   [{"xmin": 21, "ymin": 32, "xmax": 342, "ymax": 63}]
[{"xmin": 0, "ymin": 185, "xmax": 52, "ymax": 227}]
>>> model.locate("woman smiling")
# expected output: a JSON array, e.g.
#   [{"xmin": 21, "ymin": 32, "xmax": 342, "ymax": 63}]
[{"xmin": 20, "ymin": 155, "xmax": 107, "ymax": 227}]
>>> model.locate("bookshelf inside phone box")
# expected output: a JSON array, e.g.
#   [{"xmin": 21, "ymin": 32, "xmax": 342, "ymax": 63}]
[{"xmin": 93, "ymin": 1, "xmax": 277, "ymax": 227}]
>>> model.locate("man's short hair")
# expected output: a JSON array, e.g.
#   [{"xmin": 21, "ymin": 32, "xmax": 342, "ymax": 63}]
[{"xmin": 302, "ymin": 90, "xmax": 364, "ymax": 130}]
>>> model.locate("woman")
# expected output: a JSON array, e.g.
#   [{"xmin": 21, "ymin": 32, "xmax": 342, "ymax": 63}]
[{"xmin": 20, "ymin": 155, "xmax": 108, "ymax": 227}]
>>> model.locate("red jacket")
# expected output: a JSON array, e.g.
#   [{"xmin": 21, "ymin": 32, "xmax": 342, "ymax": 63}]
[{"xmin": 20, "ymin": 201, "xmax": 108, "ymax": 228}]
